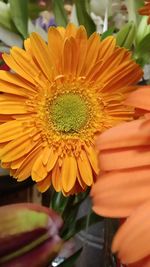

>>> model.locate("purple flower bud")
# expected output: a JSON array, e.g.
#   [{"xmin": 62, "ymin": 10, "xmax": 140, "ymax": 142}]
[{"xmin": 0, "ymin": 203, "xmax": 63, "ymax": 267}]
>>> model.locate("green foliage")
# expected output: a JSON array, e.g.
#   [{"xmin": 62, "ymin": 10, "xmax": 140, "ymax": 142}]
[
  {"xmin": 50, "ymin": 190, "xmax": 89, "ymax": 218},
  {"xmin": 50, "ymin": 191, "xmax": 74, "ymax": 215},
  {"xmin": 52, "ymin": 0, "xmax": 68, "ymax": 27},
  {"xmin": 133, "ymin": 16, "xmax": 150, "ymax": 65},
  {"xmin": 75, "ymin": 0, "xmax": 96, "ymax": 36},
  {"xmin": 116, "ymin": 21, "xmax": 136, "ymax": 49},
  {"xmin": 137, "ymin": 33, "xmax": 150, "ymax": 54},
  {"xmin": 0, "ymin": 2, "xmax": 15, "ymax": 31},
  {"xmin": 0, "ymin": 1, "xmax": 10, "ymax": 29},
  {"xmin": 61, "ymin": 211, "xmax": 103, "ymax": 240},
  {"xmin": 28, "ymin": 2, "xmax": 46, "ymax": 20},
  {"xmin": 101, "ymin": 28, "xmax": 114, "ymax": 40},
  {"xmin": 51, "ymin": 190, "xmax": 102, "ymax": 241},
  {"xmin": 134, "ymin": 33, "xmax": 150, "ymax": 65},
  {"xmin": 9, "ymin": 0, "xmax": 28, "ymax": 39},
  {"xmin": 135, "ymin": 16, "xmax": 150, "ymax": 45}
]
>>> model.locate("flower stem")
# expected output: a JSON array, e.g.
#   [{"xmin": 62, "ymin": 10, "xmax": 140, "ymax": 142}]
[{"xmin": 103, "ymin": 218, "xmax": 118, "ymax": 267}]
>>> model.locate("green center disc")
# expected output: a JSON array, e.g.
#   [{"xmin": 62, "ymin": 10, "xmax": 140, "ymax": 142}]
[{"xmin": 51, "ymin": 93, "xmax": 89, "ymax": 133}]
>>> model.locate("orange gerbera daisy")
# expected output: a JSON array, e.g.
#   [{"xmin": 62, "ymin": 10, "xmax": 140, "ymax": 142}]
[
  {"xmin": 139, "ymin": 0, "xmax": 150, "ymax": 24},
  {"xmin": 0, "ymin": 23, "xmax": 143, "ymax": 195},
  {"xmin": 91, "ymin": 86, "xmax": 150, "ymax": 266}
]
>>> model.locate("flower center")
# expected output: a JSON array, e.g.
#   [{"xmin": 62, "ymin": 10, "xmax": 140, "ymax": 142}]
[{"xmin": 51, "ymin": 93, "xmax": 89, "ymax": 133}]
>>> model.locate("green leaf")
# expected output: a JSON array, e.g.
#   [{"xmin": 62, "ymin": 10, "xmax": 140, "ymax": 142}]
[
  {"xmin": 58, "ymin": 248, "xmax": 83, "ymax": 267},
  {"xmin": 75, "ymin": 0, "xmax": 96, "ymax": 36},
  {"xmin": 51, "ymin": 190, "xmax": 91, "ymax": 241},
  {"xmin": 52, "ymin": 0, "xmax": 68, "ymax": 27},
  {"xmin": 116, "ymin": 21, "xmax": 136, "ymax": 49},
  {"xmin": 73, "ymin": 189, "xmax": 90, "ymax": 205},
  {"xmin": 134, "ymin": 33, "xmax": 150, "ymax": 65},
  {"xmin": 0, "ymin": 2, "xmax": 15, "ymax": 31},
  {"xmin": 135, "ymin": 16, "xmax": 150, "ymax": 46},
  {"xmin": 62, "ymin": 190, "xmax": 89, "ymax": 221},
  {"xmin": 101, "ymin": 27, "xmax": 114, "ymax": 40},
  {"xmin": 61, "ymin": 211, "xmax": 103, "ymax": 240},
  {"xmin": 9, "ymin": 0, "xmax": 28, "ymax": 39},
  {"xmin": 135, "ymin": 0, "xmax": 144, "ymax": 9},
  {"xmin": 137, "ymin": 33, "xmax": 150, "ymax": 53},
  {"xmin": 28, "ymin": 2, "xmax": 46, "ymax": 20},
  {"xmin": 50, "ymin": 191, "xmax": 74, "ymax": 215}
]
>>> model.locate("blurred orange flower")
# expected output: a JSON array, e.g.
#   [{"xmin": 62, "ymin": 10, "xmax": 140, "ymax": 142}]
[
  {"xmin": 91, "ymin": 86, "xmax": 150, "ymax": 266},
  {"xmin": 0, "ymin": 23, "xmax": 142, "ymax": 195},
  {"xmin": 139, "ymin": 0, "xmax": 150, "ymax": 24}
]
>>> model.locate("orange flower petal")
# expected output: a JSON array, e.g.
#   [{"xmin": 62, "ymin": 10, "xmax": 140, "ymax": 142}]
[
  {"xmin": 97, "ymin": 119, "xmax": 150, "ymax": 151},
  {"xmin": 62, "ymin": 37, "xmax": 78, "ymax": 76},
  {"xmin": 16, "ymin": 145, "xmax": 42, "ymax": 181},
  {"xmin": 85, "ymin": 145, "xmax": 99, "ymax": 174},
  {"xmin": 128, "ymin": 256, "xmax": 150, "ymax": 267},
  {"xmin": 30, "ymin": 32, "xmax": 53, "ymax": 80},
  {"xmin": 112, "ymin": 200, "xmax": 150, "ymax": 264},
  {"xmin": 10, "ymin": 156, "xmax": 25, "ymax": 169},
  {"xmin": 91, "ymin": 167, "xmax": 150, "ymax": 217},
  {"xmin": 77, "ymin": 168, "xmax": 87, "ymax": 189},
  {"xmin": 0, "ymin": 132, "xmax": 39, "ymax": 162},
  {"xmin": 52, "ymin": 161, "xmax": 61, "ymax": 192},
  {"xmin": 57, "ymin": 26, "xmax": 66, "ymax": 37},
  {"xmin": 99, "ymin": 145, "xmax": 150, "ymax": 170},
  {"xmin": 37, "ymin": 172, "xmax": 51, "ymax": 192},
  {"xmin": 10, "ymin": 47, "xmax": 39, "ymax": 77},
  {"xmin": 2, "ymin": 53, "xmax": 35, "ymax": 85},
  {"xmin": 32, "ymin": 153, "xmax": 47, "ymax": 182},
  {"xmin": 61, "ymin": 155, "xmax": 77, "ymax": 192},
  {"xmin": 76, "ymin": 26, "xmax": 88, "ymax": 76},
  {"xmin": 0, "ymin": 71, "xmax": 36, "ymax": 94},
  {"xmin": 98, "ymin": 36, "xmax": 116, "ymax": 60},
  {"xmin": 42, "ymin": 147, "xmax": 51, "ymax": 166},
  {"xmin": 139, "ymin": 1, "xmax": 150, "ymax": 24},
  {"xmin": 46, "ymin": 149, "xmax": 58, "ymax": 172},
  {"xmin": 0, "ymin": 120, "xmax": 24, "ymax": 142},
  {"xmin": 81, "ymin": 32, "xmax": 100, "ymax": 75},
  {"xmin": 24, "ymin": 38, "xmax": 31, "ymax": 53},
  {"xmin": 65, "ymin": 23, "xmax": 78, "ymax": 38},
  {"xmin": 77, "ymin": 150, "xmax": 93, "ymax": 186},
  {"xmin": 125, "ymin": 87, "xmax": 150, "ymax": 111},
  {"xmin": 48, "ymin": 27, "xmax": 63, "ymax": 69}
]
